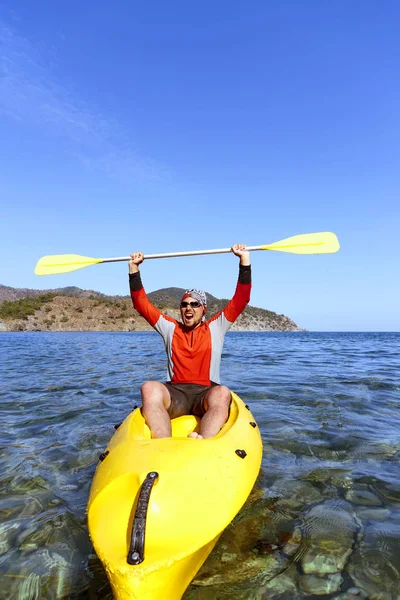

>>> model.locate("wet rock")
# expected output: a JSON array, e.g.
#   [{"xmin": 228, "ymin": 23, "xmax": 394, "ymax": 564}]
[
  {"xmin": 191, "ymin": 495, "xmax": 289, "ymax": 587},
  {"xmin": 0, "ymin": 504, "xmax": 21, "ymax": 524},
  {"xmin": 353, "ymin": 442, "xmax": 399, "ymax": 461},
  {"xmin": 220, "ymin": 498, "xmax": 274, "ymax": 554},
  {"xmin": 244, "ymin": 485, "xmax": 266, "ymax": 506},
  {"xmin": 281, "ymin": 438, "xmax": 343, "ymax": 460},
  {"xmin": 348, "ymin": 520, "xmax": 400, "ymax": 599},
  {"xmin": 346, "ymin": 588, "xmax": 367, "ymax": 597},
  {"xmin": 282, "ymin": 526, "xmax": 302, "ymax": 557},
  {"xmin": 193, "ymin": 551, "xmax": 288, "ymax": 587},
  {"xmin": 368, "ymin": 479, "xmax": 400, "ymax": 503},
  {"xmin": 14, "ymin": 573, "xmax": 41, "ymax": 600},
  {"xmin": 299, "ymin": 500, "xmax": 358, "ymax": 575},
  {"xmin": 17, "ymin": 521, "xmax": 53, "ymax": 548},
  {"xmin": 332, "ymin": 588, "xmax": 368, "ymax": 599},
  {"xmin": 19, "ymin": 541, "xmax": 39, "ymax": 554},
  {"xmin": 3, "ymin": 548, "xmax": 75, "ymax": 599},
  {"xmin": 345, "ymin": 485, "xmax": 382, "ymax": 506},
  {"xmin": 302, "ymin": 467, "xmax": 353, "ymax": 490},
  {"xmin": 19, "ymin": 496, "xmax": 44, "ymax": 517},
  {"xmin": 300, "ymin": 573, "xmax": 342, "ymax": 595},
  {"xmin": 258, "ymin": 564, "xmax": 298, "ymax": 599},
  {"xmin": 183, "ymin": 587, "xmax": 214, "ymax": 600},
  {"xmin": 184, "ymin": 582, "xmax": 265, "ymax": 599},
  {"xmin": 269, "ymin": 479, "xmax": 323, "ymax": 510},
  {"xmin": 0, "ymin": 494, "xmax": 46, "ymax": 522},
  {"xmin": 39, "ymin": 550, "xmax": 74, "ymax": 597},
  {"xmin": 8, "ymin": 475, "xmax": 51, "ymax": 495},
  {"xmin": 0, "ymin": 521, "xmax": 20, "ymax": 555},
  {"xmin": 356, "ymin": 508, "xmax": 391, "ymax": 521}
]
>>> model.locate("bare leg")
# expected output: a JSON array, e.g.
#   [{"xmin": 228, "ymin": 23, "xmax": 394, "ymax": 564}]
[
  {"xmin": 141, "ymin": 381, "xmax": 172, "ymax": 438},
  {"xmin": 198, "ymin": 386, "xmax": 231, "ymax": 438}
]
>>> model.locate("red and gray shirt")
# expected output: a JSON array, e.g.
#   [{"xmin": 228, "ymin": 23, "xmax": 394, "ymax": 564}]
[{"xmin": 129, "ymin": 265, "xmax": 251, "ymax": 386}]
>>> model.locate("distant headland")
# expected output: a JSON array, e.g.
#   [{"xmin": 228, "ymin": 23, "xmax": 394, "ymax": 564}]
[{"xmin": 0, "ymin": 284, "xmax": 302, "ymax": 332}]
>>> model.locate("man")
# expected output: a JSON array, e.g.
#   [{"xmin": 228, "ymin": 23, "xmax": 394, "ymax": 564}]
[{"xmin": 129, "ymin": 244, "xmax": 251, "ymax": 439}]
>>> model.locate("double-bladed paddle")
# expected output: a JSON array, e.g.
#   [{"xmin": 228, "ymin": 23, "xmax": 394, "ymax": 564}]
[{"xmin": 34, "ymin": 231, "xmax": 340, "ymax": 276}]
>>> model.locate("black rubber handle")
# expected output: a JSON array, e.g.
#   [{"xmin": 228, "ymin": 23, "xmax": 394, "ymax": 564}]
[{"xmin": 127, "ymin": 471, "xmax": 159, "ymax": 565}]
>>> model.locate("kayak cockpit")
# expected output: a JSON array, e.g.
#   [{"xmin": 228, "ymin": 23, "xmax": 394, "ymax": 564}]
[{"xmin": 127, "ymin": 397, "xmax": 239, "ymax": 440}]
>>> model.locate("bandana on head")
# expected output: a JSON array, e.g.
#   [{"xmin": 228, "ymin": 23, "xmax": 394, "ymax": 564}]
[{"xmin": 181, "ymin": 289, "xmax": 207, "ymax": 308}]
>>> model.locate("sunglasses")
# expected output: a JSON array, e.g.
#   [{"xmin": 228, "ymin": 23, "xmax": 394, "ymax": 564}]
[{"xmin": 180, "ymin": 301, "xmax": 202, "ymax": 308}]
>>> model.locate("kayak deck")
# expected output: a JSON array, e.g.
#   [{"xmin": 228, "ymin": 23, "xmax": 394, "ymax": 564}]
[{"xmin": 88, "ymin": 392, "xmax": 262, "ymax": 599}]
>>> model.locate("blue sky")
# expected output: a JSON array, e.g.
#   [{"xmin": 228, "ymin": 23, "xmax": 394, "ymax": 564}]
[{"xmin": 1, "ymin": 1, "xmax": 399, "ymax": 331}]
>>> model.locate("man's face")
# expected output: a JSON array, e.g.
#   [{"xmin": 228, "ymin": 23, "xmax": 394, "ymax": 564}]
[{"xmin": 180, "ymin": 297, "xmax": 205, "ymax": 329}]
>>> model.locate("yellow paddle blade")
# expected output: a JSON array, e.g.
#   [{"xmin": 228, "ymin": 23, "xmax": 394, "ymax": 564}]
[
  {"xmin": 34, "ymin": 254, "xmax": 103, "ymax": 276},
  {"xmin": 262, "ymin": 232, "xmax": 340, "ymax": 254}
]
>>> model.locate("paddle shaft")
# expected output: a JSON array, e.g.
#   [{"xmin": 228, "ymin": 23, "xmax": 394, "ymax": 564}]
[
  {"xmin": 34, "ymin": 233, "xmax": 339, "ymax": 276},
  {"xmin": 102, "ymin": 246, "xmax": 265, "ymax": 263}
]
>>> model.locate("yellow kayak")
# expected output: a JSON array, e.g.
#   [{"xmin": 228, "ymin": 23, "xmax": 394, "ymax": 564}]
[{"xmin": 87, "ymin": 391, "xmax": 262, "ymax": 599}]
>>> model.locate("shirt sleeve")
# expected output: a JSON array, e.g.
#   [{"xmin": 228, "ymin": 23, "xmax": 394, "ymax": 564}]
[
  {"xmin": 208, "ymin": 264, "xmax": 251, "ymax": 327},
  {"xmin": 222, "ymin": 264, "xmax": 251, "ymax": 323},
  {"xmin": 129, "ymin": 272, "xmax": 164, "ymax": 327}
]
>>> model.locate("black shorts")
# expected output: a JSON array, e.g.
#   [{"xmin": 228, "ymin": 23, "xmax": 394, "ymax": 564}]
[{"xmin": 164, "ymin": 382, "xmax": 219, "ymax": 419}]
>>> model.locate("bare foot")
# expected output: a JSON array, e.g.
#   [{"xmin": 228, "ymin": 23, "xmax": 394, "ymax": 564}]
[{"xmin": 188, "ymin": 432, "xmax": 203, "ymax": 439}]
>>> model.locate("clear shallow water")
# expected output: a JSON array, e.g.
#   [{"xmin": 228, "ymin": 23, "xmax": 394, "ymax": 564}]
[{"xmin": 0, "ymin": 332, "xmax": 399, "ymax": 599}]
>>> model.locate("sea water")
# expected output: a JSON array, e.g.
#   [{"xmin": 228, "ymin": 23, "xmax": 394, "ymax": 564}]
[{"xmin": 0, "ymin": 332, "xmax": 399, "ymax": 599}]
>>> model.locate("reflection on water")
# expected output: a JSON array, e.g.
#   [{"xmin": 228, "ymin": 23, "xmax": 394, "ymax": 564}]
[{"xmin": 0, "ymin": 332, "xmax": 399, "ymax": 599}]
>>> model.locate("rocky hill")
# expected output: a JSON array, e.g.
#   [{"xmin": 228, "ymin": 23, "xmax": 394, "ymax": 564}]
[
  {"xmin": 0, "ymin": 283, "xmax": 109, "ymax": 301},
  {"xmin": 0, "ymin": 284, "xmax": 302, "ymax": 332}
]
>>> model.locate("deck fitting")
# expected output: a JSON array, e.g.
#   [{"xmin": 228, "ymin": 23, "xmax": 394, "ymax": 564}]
[{"xmin": 235, "ymin": 449, "xmax": 247, "ymax": 459}]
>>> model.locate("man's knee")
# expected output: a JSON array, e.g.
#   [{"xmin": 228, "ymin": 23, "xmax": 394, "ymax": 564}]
[
  {"xmin": 141, "ymin": 381, "xmax": 170, "ymax": 410},
  {"xmin": 218, "ymin": 385, "xmax": 232, "ymax": 403},
  {"xmin": 206, "ymin": 385, "xmax": 231, "ymax": 410},
  {"xmin": 141, "ymin": 380, "xmax": 157, "ymax": 395},
  {"xmin": 141, "ymin": 381, "xmax": 162, "ymax": 405}
]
